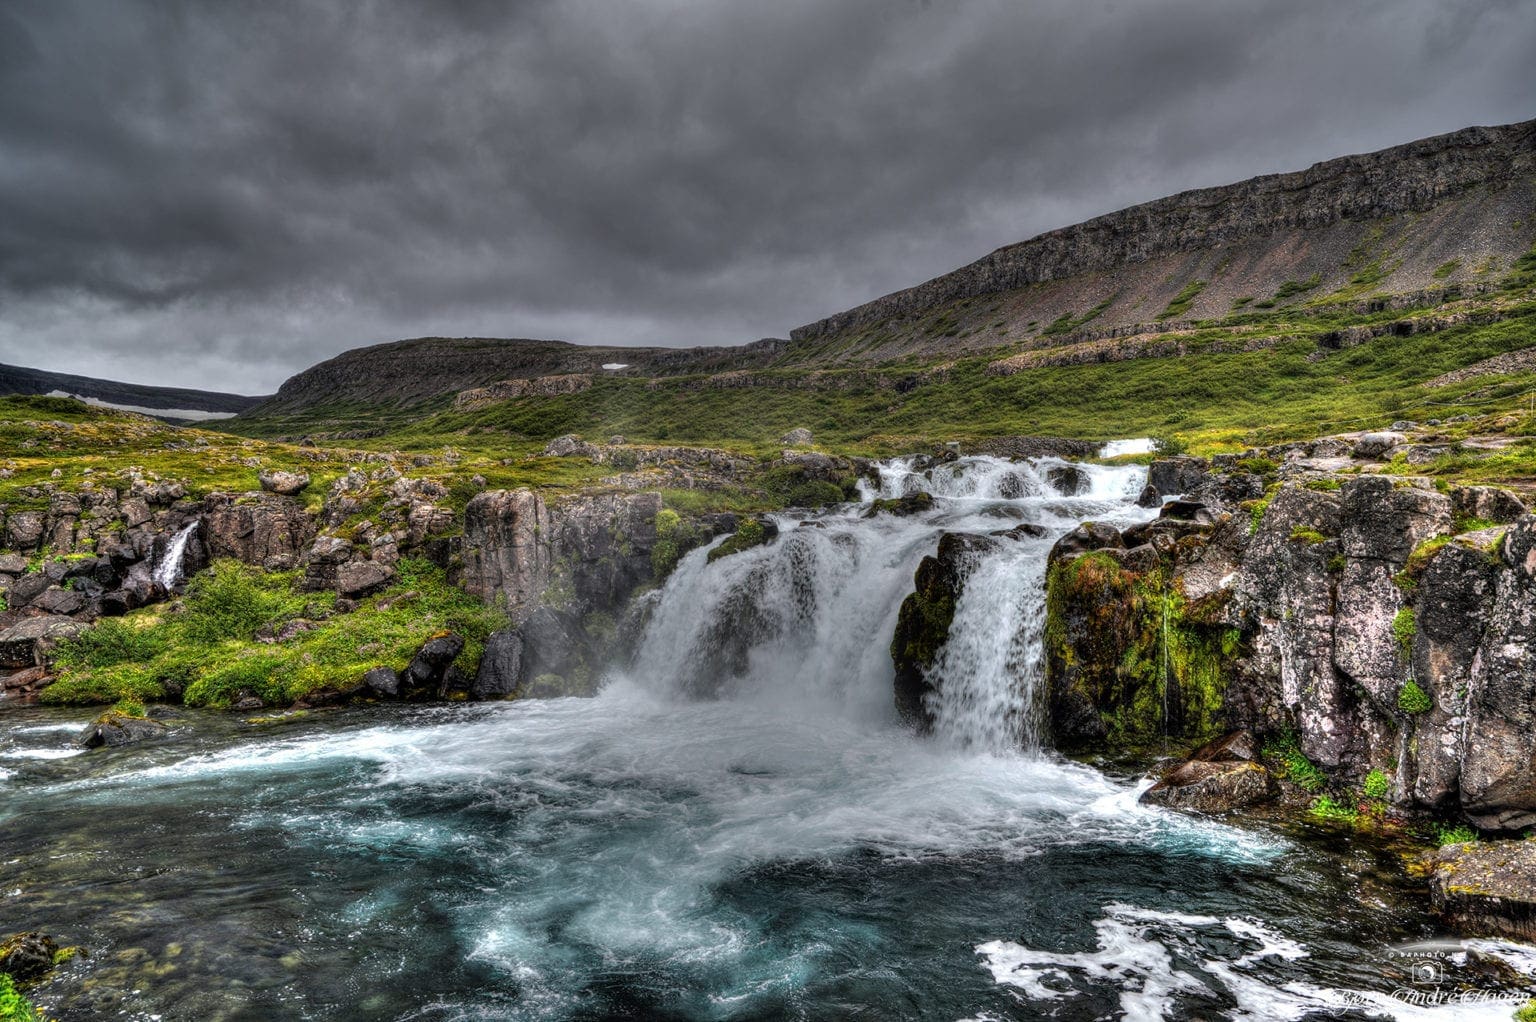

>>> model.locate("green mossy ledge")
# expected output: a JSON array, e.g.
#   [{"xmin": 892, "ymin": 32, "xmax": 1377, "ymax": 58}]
[{"xmin": 1044, "ymin": 550, "xmax": 1239, "ymax": 754}]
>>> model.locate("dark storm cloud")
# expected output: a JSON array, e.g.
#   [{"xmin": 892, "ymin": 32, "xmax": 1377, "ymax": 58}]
[{"xmin": 0, "ymin": 0, "xmax": 1532, "ymax": 392}]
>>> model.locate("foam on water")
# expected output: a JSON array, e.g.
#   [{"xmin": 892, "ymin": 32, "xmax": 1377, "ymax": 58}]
[{"xmin": 978, "ymin": 904, "xmax": 1535, "ymax": 1022}]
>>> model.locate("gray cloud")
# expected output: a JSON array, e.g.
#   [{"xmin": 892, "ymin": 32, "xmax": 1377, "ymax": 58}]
[{"xmin": 0, "ymin": 0, "xmax": 1531, "ymax": 393}]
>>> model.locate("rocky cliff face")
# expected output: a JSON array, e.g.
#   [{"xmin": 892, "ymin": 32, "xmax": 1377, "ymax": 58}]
[
  {"xmin": 1042, "ymin": 447, "xmax": 1536, "ymax": 830},
  {"xmin": 788, "ymin": 119, "xmax": 1536, "ymax": 363}
]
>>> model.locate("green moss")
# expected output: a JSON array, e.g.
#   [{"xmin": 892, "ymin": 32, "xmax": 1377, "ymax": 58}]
[
  {"xmin": 1042, "ymin": 297, "xmax": 1115, "ymax": 336},
  {"xmin": 1363, "ymin": 768, "xmax": 1391, "ymax": 800},
  {"xmin": 649, "ymin": 507, "xmax": 704, "ymax": 579},
  {"xmin": 1274, "ymin": 273, "xmax": 1323, "ymax": 302},
  {"xmin": 1044, "ymin": 553, "xmax": 1232, "ymax": 751},
  {"xmin": 1392, "ymin": 607, "xmax": 1417, "ymax": 655},
  {"xmin": 707, "ymin": 517, "xmax": 771, "ymax": 563},
  {"xmin": 1288, "ymin": 527, "xmax": 1327, "ymax": 545},
  {"xmin": 1399, "ymin": 678, "xmax": 1432, "ymax": 715},
  {"xmin": 1246, "ymin": 496, "xmax": 1273, "ymax": 535},
  {"xmin": 1432, "ymin": 259, "xmax": 1461, "ymax": 280}
]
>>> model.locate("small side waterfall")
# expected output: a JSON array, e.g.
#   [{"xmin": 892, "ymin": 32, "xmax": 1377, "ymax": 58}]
[
  {"xmin": 153, "ymin": 522, "xmax": 199, "ymax": 591},
  {"xmin": 624, "ymin": 454, "xmax": 1154, "ymax": 752}
]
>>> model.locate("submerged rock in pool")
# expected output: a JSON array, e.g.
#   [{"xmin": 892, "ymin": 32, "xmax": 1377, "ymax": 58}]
[{"xmin": 77, "ymin": 711, "xmax": 169, "ymax": 749}]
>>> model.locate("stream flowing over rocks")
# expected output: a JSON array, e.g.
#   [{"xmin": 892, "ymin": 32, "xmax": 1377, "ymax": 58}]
[{"xmin": 7, "ymin": 445, "xmax": 1536, "ymax": 1018}]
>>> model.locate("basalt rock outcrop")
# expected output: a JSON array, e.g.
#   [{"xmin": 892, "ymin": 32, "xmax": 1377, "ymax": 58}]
[{"xmin": 1042, "ymin": 449, "xmax": 1536, "ymax": 831}]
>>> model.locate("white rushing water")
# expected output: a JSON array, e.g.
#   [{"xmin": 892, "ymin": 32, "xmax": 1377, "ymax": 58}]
[
  {"xmin": 152, "ymin": 521, "xmax": 198, "ymax": 590},
  {"xmin": 628, "ymin": 454, "xmax": 1150, "ymax": 750}
]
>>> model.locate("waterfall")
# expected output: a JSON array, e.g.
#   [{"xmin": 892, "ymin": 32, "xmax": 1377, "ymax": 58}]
[
  {"xmin": 624, "ymin": 454, "xmax": 1153, "ymax": 752},
  {"xmin": 152, "ymin": 522, "xmax": 199, "ymax": 591}
]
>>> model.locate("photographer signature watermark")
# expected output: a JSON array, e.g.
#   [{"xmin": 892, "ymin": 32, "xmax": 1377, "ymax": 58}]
[{"xmin": 1323, "ymin": 941, "xmax": 1534, "ymax": 1015}]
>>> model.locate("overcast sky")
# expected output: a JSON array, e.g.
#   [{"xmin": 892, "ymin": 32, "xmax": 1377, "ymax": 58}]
[{"xmin": 1, "ymin": 0, "xmax": 1532, "ymax": 394}]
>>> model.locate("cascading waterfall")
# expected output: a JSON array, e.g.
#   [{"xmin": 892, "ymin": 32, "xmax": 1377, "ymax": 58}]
[
  {"xmin": 7, "ymin": 450, "xmax": 1505, "ymax": 1021},
  {"xmin": 626, "ymin": 454, "xmax": 1153, "ymax": 752},
  {"xmin": 152, "ymin": 521, "xmax": 198, "ymax": 591}
]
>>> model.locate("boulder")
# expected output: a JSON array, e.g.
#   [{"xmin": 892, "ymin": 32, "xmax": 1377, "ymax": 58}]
[
  {"xmin": 363, "ymin": 666, "xmax": 401, "ymax": 699},
  {"xmin": 780, "ymin": 427, "xmax": 814, "ymax": 446},
  {"xmin": 6, "ymin": 572, "xmax": 51, "ymax": 609},
  {"xmin": 1045, "ymin": 465, "xmax": 1088, "ymax": 496},
  {"xmin": 458, "ymin": 489, "xmax": 554, "ymax": 614},
  {"xmin": 1425, "ymin": 840, "xmax": 1536, "ymax": 941},
  {"xmin": 0, "ymin": 553, "xmax": 28, "ymax": 575},
  {"xmin": 77, "ymin": 711, "xmax": 169, "ymax": 749},
  {"xmin": 0, "ymin": 615, "xmax": 87, "ymax": 669},
  {"xmin": 1451, "ymin": 485, "xmax": 1527, "ymax": 525},
  {"xmin": 1141, "ymin": 760, "xmax": 1276, "ymax": 813},
  {"xmin": 1046, "ymin": 522, "xmax": 1124, "ymax": 565},
  {"xmin": 472, "ymin": 629, "xmax": 525, "ymax": 700},
  {"xmin": 202, "ymin": 493, "xmax": 315, "ymax": 568},
  {"xmin": 1147, "ymin": 457, "xmax": 1207, "ymax": 497},
  {"xmin": 1340, "ymin": 476, "xmax": 1452, "ymax": 564},
  {"xmin": 402, "ymin": 633, "xmax": 465, "ymax": 694},
  {"xmin": 5, "ymin": 511, "xmax": 44, "ymax": 550},
  {"xmin": 335, "ymin": 560, "xmax": 394, "ymax": 598},
  {"xmin": 31, "ymin": 585, "xmax": 87, "ymax": 617},
  {"xmin": 1135, "ymin": 483, "xmax": 1162, "ymax": 508},
  {"xmin": 543, "ymin": 434, "xmax": 600, "ymax": 459},
  {"xmin": 257, "ymin": 470, "xmax": 311, "ymax": 496},
  {"xmin": 1352, "ymin": 432, "xmax": 1406, "ymax": 459},
  {"xmin": 862, "ymin": 492, "xmax": 934, "ymax": 518}
]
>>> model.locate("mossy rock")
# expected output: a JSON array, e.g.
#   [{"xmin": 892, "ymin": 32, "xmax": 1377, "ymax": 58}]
[{"xmin": 707, "ymin": 517, "xmax": 778, "ymax": 563}]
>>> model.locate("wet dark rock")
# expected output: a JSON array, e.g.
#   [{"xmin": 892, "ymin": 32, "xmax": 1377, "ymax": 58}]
[
  {"xmin": 1135, "ymin": 483, "xmax": 1162, "ymax": 508},
  {"xmin": 77, "ymin": 711, "xmax": 169, "ymax": 749},
  {"xmin": 863, "ymin": 492, "xmax": 934, "ymax": 518},
  {"xmin": 1045, "ymin": 465, "xmax": 1088, "ymax": 495},
  {"xmin": 891, "ymin": 532, "xmax": 998, "ymax": 730},
  {"xmin": 991, "ymin": 522, "xmax": 1048, "ymax": 541},
  {"xmin": 472, "ymin": 629, "xmax": 524, "ymax": 700},
  {"xmin": 363, "ymin": 666, "xmax": 401, "ymax": 699},
  {"xmin": 403, "ymin": 633, "xmax": 465, "ymax": 693},
  {"xmin": 1046, "ymin": 522, "xmax": 1124, "ymax": 565},
  {"xmin": 0, "ymin": 931, "xmax": 61, "ymax": 982}
]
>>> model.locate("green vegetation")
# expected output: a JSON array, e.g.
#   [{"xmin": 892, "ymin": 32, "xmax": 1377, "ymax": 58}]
[
  {"xmin": 1392, "ymin": 607, "xmax": 1416, "ymax": 655},
  {"xmin": 1041, "ymin": 297, "xmax": 1115, "ymax": 336},
  {"xmin": 0, "ymin": 974, "xmax": 45, "ymax": 1022},
  {"xmin": 43, "ymin": 559, "xmax": 505, "ymax": 708},
  {"xmin": 1398, "ymin": 679, "xmax": 1433, "ymax": 715},
  {"xmin": 1309, "ymin": 795, "xmax": 1360, "ymax": 823},
  {"xmin": 1513, "ymin": 999, "xmax": 1536, "ymax": 1022},
  {"xmin": 1433, "ymin": 821, "xmax": 1478, "ymax": 847},
  {"xmin": 1432, "ymin": 259, "xmax": 1461, "ymax": 280},
  {"xmin": 1363, "ymin": 768, "xmax": 1391, "ymax": 800},
  {"xmin": 1044, "ymin": 552, "xmax": 1238, "ymax": 749},
  {"xmin": 708, "ymin": 517, "xmax": 771, "ymax": 563},
  {"xmin": 1288, "ymin": 527, "xmax": 1327, "ymax": 545},
  {"xmin": 1263, "ymin": 732, "xmax": 1328, "ymax": 793},
  {"xmin": 1273, "ymin": 273, "xmax": 1322, "ymax": 302},
  {"xmin": 1158, "ymin": 280, "xmax": 1205, "ymax": 320}
]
